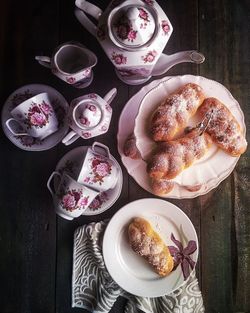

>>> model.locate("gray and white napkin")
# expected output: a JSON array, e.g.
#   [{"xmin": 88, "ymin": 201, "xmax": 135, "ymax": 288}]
[{"xmin": 72, "ymin": 221, "xmax": 204, "ymax": 313}]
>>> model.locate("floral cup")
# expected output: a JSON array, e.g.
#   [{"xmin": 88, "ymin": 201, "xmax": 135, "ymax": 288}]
[
  {"xmin": 77, "ymin": 142, "xmax": 118, "ymax": 192},
  {"xmin": 47, "ymin": 171, "xmax": 99, "ymax": 220},
  {"xmin": 35, "ymin": 42, "xmax": 97, "ymax": 88},
  {"xmin": 5, "ymin": 92, "xmax": 58, "ymax": 140}
]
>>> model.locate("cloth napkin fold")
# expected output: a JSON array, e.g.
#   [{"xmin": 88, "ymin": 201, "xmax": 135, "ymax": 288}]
[{"xmin": 72, "ymin": 221, "xmax": 204, "ymax": 313}]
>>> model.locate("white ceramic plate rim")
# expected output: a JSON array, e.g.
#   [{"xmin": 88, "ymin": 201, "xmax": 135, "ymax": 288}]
[
  {"xmin": 55, "ymin": 146, "xmax": 123, "ymax": 215},
  {"xmin": 103, "ymin": 198, "xmax": 199, "ymax": 297}
]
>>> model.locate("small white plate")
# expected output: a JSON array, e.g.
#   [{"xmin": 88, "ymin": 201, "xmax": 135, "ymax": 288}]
[
  {"xmin": 103, "ymin": 198, "xmax": 198, "ymax": 297},
  {"xmin": 117, "ymin": 75, "xmax": 246, "ymax": 198},
  {"xmin": 55, "ymin": 146, "xmax": 123, "ymax": 215},
  {"xmin": 1, "ymin": 84, "xmax": 69, "ymax": 151}
]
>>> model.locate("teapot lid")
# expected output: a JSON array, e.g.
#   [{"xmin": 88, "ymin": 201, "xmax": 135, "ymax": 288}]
[{"xmin": 108, "ymin": 5, "xmax": 158, "ymax": 50}]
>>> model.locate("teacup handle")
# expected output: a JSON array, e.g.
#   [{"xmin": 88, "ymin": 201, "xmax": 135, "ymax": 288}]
[
  {"xmin": 92, "ymin": 141, "xmax": 111, "ymax": 158},
  {"xmin": 103, "ymin": 88, "xmax": 117, "ymax": 105},
  {"xmin": 47, "ymin": 171, "xmax": 61, "ymax": 196},
  {"xmin": 62, "ymin": 131, "xmax": 80, "ymax": 146},
  {"xmin": 5, "ymin": 118, "xmax": 29, "ymax": 136},
  {"xmin": 35, "ymin": 56, "xmax": 51, "ymax": 69}
]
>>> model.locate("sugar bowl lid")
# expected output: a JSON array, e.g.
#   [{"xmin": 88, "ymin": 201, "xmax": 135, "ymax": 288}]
[
  {"xmin": 108, "ymin": 5, "xmax": 158, "ymax": 50},
  {"xmin": 75, "ymin": 102, "xmax": 102, "ymax": 129}
]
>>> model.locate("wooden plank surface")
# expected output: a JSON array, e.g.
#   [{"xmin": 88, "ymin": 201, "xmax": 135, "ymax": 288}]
[{"xmin": 0, "ymin": 0, "xmax": 249, "ymax": 313}]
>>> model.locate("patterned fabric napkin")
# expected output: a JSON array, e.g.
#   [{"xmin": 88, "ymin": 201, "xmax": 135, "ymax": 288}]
[{"xmin": 72, "ymin": 221, "xmax": 205, "ymax": 313}]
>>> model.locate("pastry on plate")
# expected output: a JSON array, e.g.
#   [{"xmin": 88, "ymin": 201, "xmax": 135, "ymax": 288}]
[
  {"xmin": 150, "ymin": 83, "xmax": 205, "ymax": 142},
  {"xmin": 198, "ymin": 97, "xmax": 247, "ymax": 156},
  {"xmin": 123, "ymin": 133, "xmax": 141, "ymax": 159},
  {"xmin": 147, "ymin": 128, "xmax": 213, "ymax": 180},
  {"xmin": 128, "ymin": 217, "xmax": 174, "ymax": 276}
]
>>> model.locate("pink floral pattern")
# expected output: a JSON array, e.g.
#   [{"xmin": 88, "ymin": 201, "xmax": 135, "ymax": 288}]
[
  {"xmin": 88, "ymin": 94, "xmax": 97, "ymax": 99},
  {"xmin": 66, "ymin": 77, "xmax": 76, "ymax": 84},
  {"xmin": 24, "ymin": 101, "xmax": 53, "ymax": 129},
  {"xmin": 162, "ymin": 20, "xmax": 170, "ymax": 34},
  {"xmin": 138, "ymin": 8, "xmax": 150, "ymax": 22},
  {"xmin": 105, "ymin": 104, "xmax": 112, "ymax": 113},
  {"xmin": 10, "ymin": 90, "xmax": 33, "ymax": 110},
  {"xmin": 84, "ymin": 156, "xmax": 112, "ymax": 186},
  {"xmin": 10, "ymin": 91, "xmax": 66, "ymax": 147},
  {"xmin": 142, "ymin": 0, "xmax": 154, "ymax": 5},
  {"xmin": 100, "ymin": 125, "xmax": 107, "ymax": 132},
  {"xmin": 142, "ymin": 50, "xmax": 157, "ymax": 63},
  {"xmin": 112, "ymin": 52, "xmax": 127, "ymax": 65},
  {"xmin": 97, "ymin": 25, "xmax": 106, "ymax": 41},
  {"xmin": 81, "ymin": 132, "xmax": 92, "ymax": 139},
  {"xmin": 60, "ymin": 187, "xmax": 89, "ymax": 212},
  {"xmin": 88, "ymin": 192, "xmax": 109, "ymax": 211}
]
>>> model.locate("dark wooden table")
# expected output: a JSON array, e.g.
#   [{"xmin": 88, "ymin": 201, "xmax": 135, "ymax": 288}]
[{"xmin": 0, "ymin": 1, "xmax": 249, "ymax": 312}]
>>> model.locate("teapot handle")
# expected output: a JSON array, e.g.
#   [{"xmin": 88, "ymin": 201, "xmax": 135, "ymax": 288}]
[
  {"xmin": 152, "ymin": 51, "xmax": 205, "ymax": 77},
  {"xmin": 75, "ymin": 0, "xmax": 102, "ymax": 37}
]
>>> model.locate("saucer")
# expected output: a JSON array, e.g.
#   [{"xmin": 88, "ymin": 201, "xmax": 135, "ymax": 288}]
[
  {"xmin": 1, "ymin": 84, "xmax": 69, "ymax": 151},
  {"xmin": 54, "ymin": 146, "xmax": 123, "ymax": 215}
]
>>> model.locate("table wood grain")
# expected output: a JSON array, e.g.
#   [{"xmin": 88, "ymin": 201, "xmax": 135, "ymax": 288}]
[{"xmin": 0, "ymin": 1, "xmax": 249, "ymax": 312}]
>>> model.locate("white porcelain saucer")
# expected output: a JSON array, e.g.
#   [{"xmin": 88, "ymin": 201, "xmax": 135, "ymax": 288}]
[
  {"xmin": 1, "ymin": 84, "xmax": 69, "ymax": 151},
  {"xmin": 54, "ymin": 146, "xmax": 123, "ymax": 215}
]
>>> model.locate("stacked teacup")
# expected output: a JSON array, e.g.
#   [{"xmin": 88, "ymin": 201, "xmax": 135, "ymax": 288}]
[{"xmin": 47, "ymin": 142, "xmax": 118, "ymax": 220}]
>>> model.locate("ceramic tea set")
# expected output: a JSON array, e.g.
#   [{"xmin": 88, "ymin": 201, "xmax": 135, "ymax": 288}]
[
  {"xmin": 47, "ymin": 142, "xmax": 119, "ymax": 220},
  {"xmin": 1, "ymin": 0, "xmax": 205, "ymax": 219}
]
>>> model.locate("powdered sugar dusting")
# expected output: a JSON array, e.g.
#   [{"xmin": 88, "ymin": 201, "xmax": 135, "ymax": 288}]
[
  {"xmin": 151, "ymin": 83, "xmax": 205, "ymax": 141},
  {"xmin": 199, "ymin": 98, "xmax": 247, "ymax": 156}
]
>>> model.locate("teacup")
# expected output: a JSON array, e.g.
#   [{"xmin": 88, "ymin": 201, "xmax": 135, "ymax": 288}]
[
  {"xmin": 47, "ymin": 171, "xmax": 99, "ymax": 220},
  {"xmin": 5, "ymin": 92, "xmax": 58, "ymax": 140},
  {"xmin": 62, "ymin": 88, "xmax": 116, "ymax": 145},
  {"xmin": 35, "ymin": 41, "xmax": 97, "ymax": 88},
  {"xmin": 77, "ymin": 142, "xmax": 118, "ymax": 192}
]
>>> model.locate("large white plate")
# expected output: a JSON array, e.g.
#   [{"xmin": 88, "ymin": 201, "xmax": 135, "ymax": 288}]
[
  {"xmin": 117, "ymin": 75, "xmax": 246, "ymax": 198},
  {"xmin": 54, "ymin": 146, "xmax": 123, "ymax": 215},
  {"xmin": 103, "ymin": 198, "xmax": 198, "ymax": 297}
]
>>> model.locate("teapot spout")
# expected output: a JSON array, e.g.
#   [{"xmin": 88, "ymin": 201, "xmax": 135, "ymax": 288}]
[{"xmin": 152, "ymin": 51, "xmax": 205, "ymax": 77}]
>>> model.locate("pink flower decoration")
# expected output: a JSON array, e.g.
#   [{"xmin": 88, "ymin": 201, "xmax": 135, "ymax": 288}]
[
  {"xmin": 127, "ymin": 30, "xmax": 137, "ymax": 42},
  {"xmin": 66, "ymin": 77, "xmax": 76, "ymax": 84},
  {"xmin": 88, "ymin": 94, "xmax": 97, "ymax": 99},
  {"xmin": 62, "ymin": 194, "xmax": 76, "ymax": 209},
  {"xmin": 105, "ymin": 104, "xmax": 112, "ymax": 113},
  {"xmin": 40, "ymin": 101, "xmax": 52, "ymax": 115},
  {"xmin": 86, "ymin": 104, "xmax": 97, "ymax": 112},
  {"xmin": 30, "ymin": 112, "xmax": 46, "ymax": 126},
  {"xmin": 142, "ymin": 50, "xmax": 157, "ymax": 63},
  {"xmin": 79, "ymin": 117, "xmax": 90, "ymax": 126},
  {"xmin": 83, "ymin": 68, "xmax": 91, "ymax": 76},
  {"xmin": 112, "ymin": 52, "xmax": 127, "ymax": 65},
  {"xmin": 162, "ymin": 20, "xmax": 170, "ymax": 34},
  {"xmin": 143, "ymin": 0, "xmax": 154, "ymax": 5},
  {"xmin": 82, "ymin": 132, "xmax": 92, "ymax": 138},
  {"xmin": 78, "ymin": 196, "xmax": 89, "ymax": 207},
  {"xmin": 138, "ymin": 8, "xmax": 149, "ymax": 21},
  {"xmin": 95, "ymin": 162, "xmax": 110, "ymax": 177},
  {"xmin": 101, "ymin": 125, "xmax": 107, "ymax": 132}
]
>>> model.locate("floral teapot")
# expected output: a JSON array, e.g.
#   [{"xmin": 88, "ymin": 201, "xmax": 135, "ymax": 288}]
[{"xmin": 75, "ymin": 0, "xmax": 205, "ymax": 85}]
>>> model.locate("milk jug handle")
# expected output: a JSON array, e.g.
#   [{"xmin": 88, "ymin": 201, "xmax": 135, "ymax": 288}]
[{"xmin": 75, "ymin": 0, "xmax": 102, "ymax": 36}]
